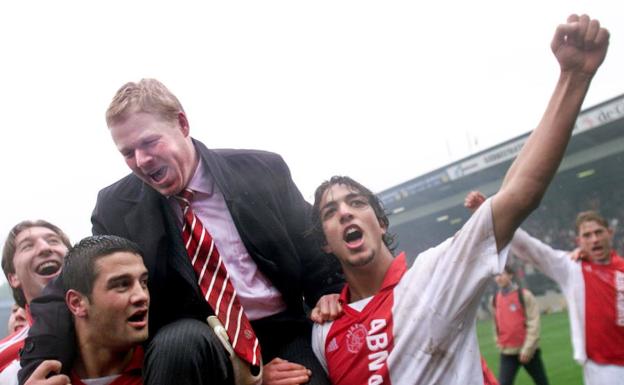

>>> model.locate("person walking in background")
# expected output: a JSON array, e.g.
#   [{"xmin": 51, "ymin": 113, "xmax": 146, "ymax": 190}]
[{"xmin": 492, "ymin": 265, "xmax": 549, "ymax": 385}]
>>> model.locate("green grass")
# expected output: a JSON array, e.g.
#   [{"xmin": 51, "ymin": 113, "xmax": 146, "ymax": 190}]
[{"xmin": 478, "ymin": 311, "xmax": 583, "ymax": 385}]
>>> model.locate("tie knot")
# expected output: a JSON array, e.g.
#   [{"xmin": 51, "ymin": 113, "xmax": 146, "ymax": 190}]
[{"xmin": 175, "ymin": 188, "xmax": 194, "ymax": 208}]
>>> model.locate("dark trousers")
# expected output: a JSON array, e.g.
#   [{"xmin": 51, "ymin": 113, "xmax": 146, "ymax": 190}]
[
  {"xmin": 144, "ymin": 316, "xmax": 330, "ymax": 385},
  {"xmin": 498, "ymin": 349, "xmax": 549, "ymax": 385}
]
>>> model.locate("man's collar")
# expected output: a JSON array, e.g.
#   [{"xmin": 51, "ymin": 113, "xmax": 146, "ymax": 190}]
[{"xmin": 185, "ymin": 157, "xmax": 215, "ymax": 197}]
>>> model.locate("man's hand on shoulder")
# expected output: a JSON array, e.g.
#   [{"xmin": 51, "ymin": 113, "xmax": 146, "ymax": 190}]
[
  {"xmin": 464, "ymin": 191, "xmax": 487, "ymax": 213},
  {"xmin": 263, "ymin": 357, "xmax": 311, "ymax": 385},
  {"xmin": 569, "ymin": 247, "xmax": 588, "ymax": 262},
  {"xmin": 24, "ymin": 360, "xmax": 70, "ymax": 385},
  {"xmin": 310, "ymin": 294, "xmax": 342, "ymax": 324}
]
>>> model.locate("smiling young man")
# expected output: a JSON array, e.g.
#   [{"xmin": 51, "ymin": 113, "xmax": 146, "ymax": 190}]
[
  {"xmin": 27, "ymin": 235, "xmax": 149, "ymax": 385},
  {"xmin": 308, "ymin": 14, "xmax": 609, "ymax": 385},
  {"xmin": 472, "ymin": 201, "xmax": 624, "ymax": 385},
  {"xmin": 0, "ymin": 220, "xmax": 71, "ymax": 385}
]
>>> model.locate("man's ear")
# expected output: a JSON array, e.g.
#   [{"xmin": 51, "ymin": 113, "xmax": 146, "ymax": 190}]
[
  {"xmin": 66, "ymin": 289, "xmax": 88, "ymax": 318},
  {"xmin": 178, "ymin": 112, "xmax": 190, "ymax": 137},
  {"xmin": 7, "ymin": 273, "xmax": 21, "ymax": 290},
  {"xmin": 380, "ymin": 220, "xmax": 387, "ymax": 235}
]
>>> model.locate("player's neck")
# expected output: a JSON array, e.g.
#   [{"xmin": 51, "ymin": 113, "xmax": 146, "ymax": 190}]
[
  {"xmin": 74, "ymin": 336, "xmax": 135, "ymax": 379},
  {"xmin": 345, "ymin": 248, "xmax": 394, "ymax": 302}
]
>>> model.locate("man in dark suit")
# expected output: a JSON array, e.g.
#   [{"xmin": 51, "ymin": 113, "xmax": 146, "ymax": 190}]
[{"xmin": 20, "ymin": 79, "xmax": 343, "ymax": 385}]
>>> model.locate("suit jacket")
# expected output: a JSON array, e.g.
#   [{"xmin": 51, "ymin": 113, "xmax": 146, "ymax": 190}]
[{"xmin": 19, "ymin": 140, "xmax": 343, "ymax": 382}]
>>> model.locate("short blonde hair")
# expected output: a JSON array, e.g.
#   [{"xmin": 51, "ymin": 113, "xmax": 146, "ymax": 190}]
[
  {"xmin": 106, "ymin": 78, "xmax": 185, "ymax": 127},
  {"xmin": 575, "ymin": 210, "xmax": 609, "ymax": 233}
]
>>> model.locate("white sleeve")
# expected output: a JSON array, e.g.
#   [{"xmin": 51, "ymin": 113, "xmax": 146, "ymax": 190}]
[
  {"xmin": 311, "ymin": 323, "xmax": 329, "ymax": 374},
  {"xmin": 400, "ymin": 198, "xmax": 507, "ymax": 331},
  {"xmin": 511, "ymin": 228, "xmax": 574, "ymax": 287},
  {"xmin": 0, "ymin": 360, "xmax": 20, "ymax": 385}
]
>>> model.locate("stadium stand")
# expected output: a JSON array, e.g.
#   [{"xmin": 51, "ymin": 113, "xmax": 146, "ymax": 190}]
[{"xmin": 379, "ymin": 93, "xmax": 624, "ymax": 312}]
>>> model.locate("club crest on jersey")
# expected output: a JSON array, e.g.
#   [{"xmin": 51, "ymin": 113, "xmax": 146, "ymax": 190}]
[
  {"xmin": 346, "ymin": 324, "xmax": 368, "ymax": 353},
  {"xmin": 327, "ymin": 337, "xmax": 339, "ymax": 353}
]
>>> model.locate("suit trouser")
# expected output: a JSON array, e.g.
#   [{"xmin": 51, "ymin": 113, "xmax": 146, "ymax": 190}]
[
  {"xmin": 498, "ymin": 349, "xmax": 549, "ymax": 385},
  {"xmin": 144, "ymin": 314, "xmax": 330, "ymax": 385}
]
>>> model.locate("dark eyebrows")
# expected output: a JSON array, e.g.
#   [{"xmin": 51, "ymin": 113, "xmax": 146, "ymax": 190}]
[
  {"xmin": 320, "ymin": 200, "xmax": 337, "ymax": 213},
  {"xmin": 320, "ymin": 192, "xmax": 366, "ymax": 212},
  {"xmin": 348, "ymin": 192, "xmax": 366, "ymax": 200},
  {"xmin": 106, "ymin": 274, "xmax": 131, "ymax": 289}
]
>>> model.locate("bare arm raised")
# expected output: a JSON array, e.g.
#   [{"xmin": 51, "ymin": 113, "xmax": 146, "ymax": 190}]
[{"xmin": 490, "ymin": 14, "xmax": 609, "ymax": 251}]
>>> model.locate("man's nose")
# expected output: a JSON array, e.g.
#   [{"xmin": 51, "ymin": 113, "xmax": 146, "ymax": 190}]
[
  {"xmin": 338, "ymin": 202, "xmax": 353, "ymax": 223},
  {"xmin": 131, "ymin": 282, "xmax": 150, "ymax": 304},
  {"xmin": 135, "ymin": 149, "xmax": 153, "ymax": 168},
  {"xmin": 35, "ymin": 238, "xmax": 52, "ymax": 256}
]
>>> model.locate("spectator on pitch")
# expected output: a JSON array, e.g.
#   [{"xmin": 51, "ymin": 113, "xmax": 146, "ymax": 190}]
[
  {"xmin": 465, "ymin": 194, "xmax": 624, "ymax": 385},
  {"xmin": 25, "ymin": 235, "xmax": 149, "ymax": 385},
  {"xmin": 0, "ymin": 220, "xmax": 71, "ymax": 385},
  {"xmin": 21, "ymin": 79, "xmax": 343, "ymax": 384},
  {"xmin": 7, "ymin": 304, "xmax": 28, "ymax": 335},
  {"xmin": 308, "ymin": 14, "xmax": 609, "ymax": 384},
  {"xmin": 491, "ymin": 265, "xmax": 549, "ymax": 385}
]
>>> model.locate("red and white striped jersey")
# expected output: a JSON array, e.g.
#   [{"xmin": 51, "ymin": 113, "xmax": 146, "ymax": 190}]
[
  {"xmin": 0, "ymin": 325, "xmax": 29, "ymax": 385},
  {"xmin": 512, "ymin": 228, "xmax": 624, "ymax": 384},
  {"xmin": 313, "ymin": 199, "xmax": 507, "ymax": 385}
]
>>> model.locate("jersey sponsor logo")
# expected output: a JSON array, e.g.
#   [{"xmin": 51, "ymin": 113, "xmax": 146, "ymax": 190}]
[
  {"xmin": 346, "ymin": 323, "xmax": 367, "ymax": 353},
  {"xmin": 367, "ymin": 319, "xmax": 389, "ymax": 384},
  {"xmin": 616, "ymin": 271, "xmax": 624, "ymax": 326}
]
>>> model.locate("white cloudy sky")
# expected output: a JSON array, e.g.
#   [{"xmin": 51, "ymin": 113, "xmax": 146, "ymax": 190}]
[{"xmin": 1, "ymin": 1, "xmax": 622, "ymax": 286}]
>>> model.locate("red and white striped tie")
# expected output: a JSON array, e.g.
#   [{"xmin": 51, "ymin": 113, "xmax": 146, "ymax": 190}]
[{"xmin": 176, "ymin": 188, "xmax": 261, "ymax": 366}]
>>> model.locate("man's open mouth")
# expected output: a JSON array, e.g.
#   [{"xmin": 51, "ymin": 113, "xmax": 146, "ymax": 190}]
[
  {"xmin": 343, "ymin": 225, "xmax": 364, "ymax": 247},
  {"xmin": 148, "ymin": 167, "xmax": 166, "ymax": 183},
  {"xmin": 127, "ymin": 309, "xmax": 148, "ymax": 326},
  {"xmin": 35, "ymin": 260, "xmax": 62, "ymax": 277}
]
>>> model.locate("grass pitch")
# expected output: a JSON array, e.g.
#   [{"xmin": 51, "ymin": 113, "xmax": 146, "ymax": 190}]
[{"xmin": 478, "ymin": 311, "xmax": 583, "ymax": 385}]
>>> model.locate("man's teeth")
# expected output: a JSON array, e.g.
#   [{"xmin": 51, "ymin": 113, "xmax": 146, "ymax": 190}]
[
  {"xmin": 345, "ymin": 228, "xmax": 362, "ymax": 242},
  {"xmin": 37, "ymin": 261, "xmax": 60, "ymax": 275}
]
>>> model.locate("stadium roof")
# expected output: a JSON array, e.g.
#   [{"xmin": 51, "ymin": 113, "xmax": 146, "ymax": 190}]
[{"xmin": 379, "ymin": 93, "xmax": 624, "ymax": 225}]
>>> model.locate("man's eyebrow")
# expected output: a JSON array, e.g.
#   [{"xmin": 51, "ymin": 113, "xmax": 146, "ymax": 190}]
[
  {"xmin": 15, "ymin": 236, "xmax": 34, "ymax": 246},
  {"xmin": 320, "ymin": 200, "xmax": 337, "ymax": 212},
  {"xmin": 106, "ymin": 274, "xmax": 131, "ymax": 288},
  {"xmin": 346, "ymin": 192, "xmax": 365, "ymax": 200}
]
